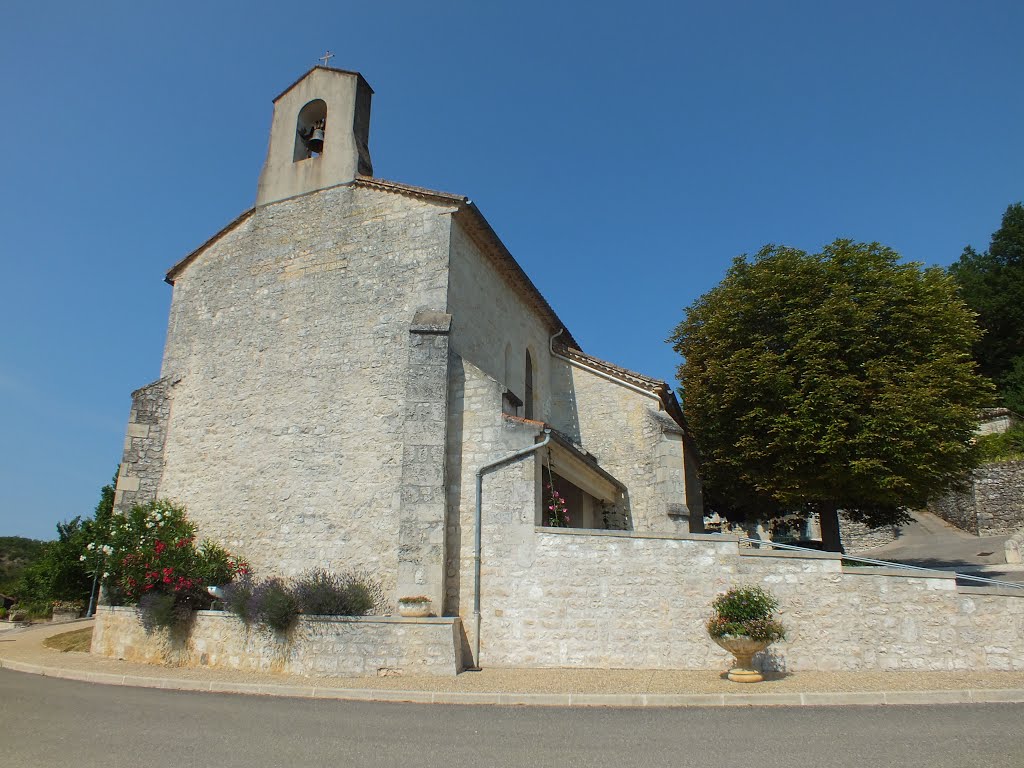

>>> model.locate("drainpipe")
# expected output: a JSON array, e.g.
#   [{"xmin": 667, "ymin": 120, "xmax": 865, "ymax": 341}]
[
  {"xmin": 548, "ymin": 329, "xmax": 663, "ymax": 403},
  {"xmin": 472, "ymin": 427, "xmax": 551, "ymax": 670}
]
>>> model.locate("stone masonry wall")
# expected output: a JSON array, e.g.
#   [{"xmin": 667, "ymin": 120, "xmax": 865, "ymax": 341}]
[
  {"xmin": 444, "ymin": 357, "xmax": 541, "ymax": 658},
  {"xmin": 92, "ymin": 606, "xmax": 463, "ymax": 677},
  {"xmin": 553, "ymin": 363, "xmax": 694, "ymax": 534},
  {"xmin": 155, "ymin": 184, "xmax": 454, "ymax": 587},
  {"xmin": 113, "ymin": 378, "xmax": 173, "ymax": 514},
  {"xmin": 446, "ymin": 220, "xmax": 556, "ymax": 421},
  {"xmin": 476, "ymin": 523, "xmax": 1024, "ymax": 672},
  {"xmin": 928, "ymin": 461, "xmax": 1024, "ymax": 536},
  {"xmin": 839, "ymin": 515, "xmax": 899, "ymax": 553}
]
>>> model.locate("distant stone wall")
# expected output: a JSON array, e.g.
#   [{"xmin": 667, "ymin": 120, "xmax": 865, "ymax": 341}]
[
  {"xmin": 840, "ymin": 515, "xmax": 899, "ymax": 553},
  {"xmin": 929, "ymin": 461, "xmax": 1024, "ymax": 536},
  {"xmin": 92, "ymin": 607, "xmax": 463, "ymax": 677},
  {"xmin": 113, "ymin": 378, "xmax": 173, "ymax": 514}
]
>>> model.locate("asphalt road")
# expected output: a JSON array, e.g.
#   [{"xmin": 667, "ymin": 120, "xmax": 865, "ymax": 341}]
[{"xmin": 3, "ymin": 669, "xmax": 1022, "ymax": 768}]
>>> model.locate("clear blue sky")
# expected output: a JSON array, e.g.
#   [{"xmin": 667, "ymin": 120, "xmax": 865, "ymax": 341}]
[{"xmin": 1, "ymin": 2, "xmax": 1021, "ymax": 540}]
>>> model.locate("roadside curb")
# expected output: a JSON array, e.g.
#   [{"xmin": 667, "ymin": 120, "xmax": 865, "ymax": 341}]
[{"xmin": 3, "ymin": 656, "xmax": 1023, "ymax": 708}]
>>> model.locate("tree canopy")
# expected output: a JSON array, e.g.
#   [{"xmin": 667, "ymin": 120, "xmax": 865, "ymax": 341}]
[
  {"xmin": 948, "ymin": 202, "xmax": 1024, "ymax": 413},
  {"xmin": 670, "ymin": 240, "xmax": 992, "ymax": 551}
]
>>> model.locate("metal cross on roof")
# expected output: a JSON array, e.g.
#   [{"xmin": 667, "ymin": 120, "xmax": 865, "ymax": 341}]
[{"xmin": 319, "ymin": 51, "xmax": 335, "ymax": 67}]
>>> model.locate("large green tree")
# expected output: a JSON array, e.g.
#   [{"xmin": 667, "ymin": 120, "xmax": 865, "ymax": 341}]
[
  {"xmin": 948, "ymin": 202, "xmax": 1024, "ymax": 413},
  {"xmin": 670, "ymin": 240, "xmax": 992, "ymax": 551}
]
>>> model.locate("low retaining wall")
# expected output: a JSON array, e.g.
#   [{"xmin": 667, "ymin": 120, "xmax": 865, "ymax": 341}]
[
  {"xmin": 477, "ymin": 528, "xmax": 1024, "ymax": 673},
  {"xmin": 929, "ymin": 460, "xmax": 1024, "ymax": 536},
  {"xmin": 92, "ymin": 607, "xmax": 463, "ymax": 677}
]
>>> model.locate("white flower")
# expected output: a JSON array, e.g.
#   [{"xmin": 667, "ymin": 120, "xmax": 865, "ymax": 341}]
[
  {"xmin": 87, "ymin": 542, "xmax": 95, "ymax": 551},
  {"xmin": 79, "ymin": 555, "xmax": 87, "ymax": 561},
  {"xmin": 154, "ymin": 513, "xmax": 163, "ymax": 522},
  {"xmin": 102, "ymin": 572, "xmax": 109, "ymax": 578},
  {"xmin": 101, "ymin": 545, "xmax": 113, "ymax": 555},
  {"xmin": 145, "ymin": 521, "xmax": 154, "ymax": 529}
]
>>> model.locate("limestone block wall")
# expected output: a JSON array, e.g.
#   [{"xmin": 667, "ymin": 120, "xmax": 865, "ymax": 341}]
[
  {"xmin": 839, "ymin": 515, "xmax": 899, "ymax": 553},
  {"xmin": 444, "ymin": 357, "xmax": 541, "ymax": 654},
  {"xmin": 113, "ymin": 378, "xmax": 173, "ymax": 514},
  {"xmin": 928, "ymin": 461, "xmax": 1024, "ymax": 536},
  {"xmin": 552, "ymin": 364, "xmax": 692, "ymax": 533},
  {"xmin": 446, "ymin": 220, "xmax": 555, "ymax": 421},
  {"xmin": 155, "ymin": 184, "xmax": 454, "ymax": 586},
  {"xmin": 476, "ymin": 526, "xmax": 1024, "ymax": 672},
  {"xmin": 92, "ymin": 606, "xmax": 463, "ymax": 677}
]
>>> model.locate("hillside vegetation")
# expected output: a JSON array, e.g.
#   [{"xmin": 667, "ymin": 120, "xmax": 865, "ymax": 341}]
[{"xmin": 0, "ymin": 536, "xmax": 46, "ymax": 594}]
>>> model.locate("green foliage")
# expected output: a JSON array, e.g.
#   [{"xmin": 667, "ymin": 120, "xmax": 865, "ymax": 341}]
[
  {"xmin": 949, "ymin": 203, "xmax": 1024, "ymax": 412},
  {"xmin": 222, "ymin": 574, "xmax": 256, "ymax": 623},
  {"xmin": 671, "ymin": 240, "xmax": 993, "ymax": 549},
  {"xmin": 227, "ymin": 570, "xmax": 381, "ymax": 632},
  {"xmin": 706, "ymin": 586, "xmax": 785, "ymax": 642},
  {"xmin": 976, "ymin": 424, "xmax": 1024, "ymax": 463},
  {"xmin": 0, "ymin": 536, "xmax": 47, "ymax": 594},
  {"xmin": 103, "ymin": 500, "xmax": 248, "ymax": 607},
  {"xmin": 249, "ymin": 577, "xmax": 299, "ymax": 632},
  {"xmin": 138, "ymin": 591, "xmax": 192, "ymax": 632},
  {"xmin": 292, "ymin": 568, "xmax": 379, "ymax": 617}
]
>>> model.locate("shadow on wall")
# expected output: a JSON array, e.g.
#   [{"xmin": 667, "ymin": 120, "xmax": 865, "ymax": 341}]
[{"xmin": 444, "ymin": 355, "xmax": 466, "ymax": 618}]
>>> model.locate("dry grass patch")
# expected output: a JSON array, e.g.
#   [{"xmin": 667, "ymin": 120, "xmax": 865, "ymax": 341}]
[{"xmin": 43, "ymin": 627, "xmax": 93, "ymax": 653}]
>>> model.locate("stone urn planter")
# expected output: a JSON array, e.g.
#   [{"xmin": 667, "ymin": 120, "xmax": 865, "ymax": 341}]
[
  {"xmin": 712, "ymin": 635, "xmax": 771, "ymax": 683},
  {"xmin": 706, "ymin": 585, "xmax": 786, "ymax": 684},
  {"xmin": 397, "ymin": 597, "xmax": 432, "ymax": 617},
  {"xmin": 51, "ymin": 609, "xmax": 82, "ymax": 623}
]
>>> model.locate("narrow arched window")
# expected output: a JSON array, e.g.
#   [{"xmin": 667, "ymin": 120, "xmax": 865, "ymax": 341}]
[
  {"xmin": 294, "ymin": 99, "xmax": 327, "ymax": 161},
  {"xmin": 525, "ymin": 349, "xmax": 535, "ymax": 420}
]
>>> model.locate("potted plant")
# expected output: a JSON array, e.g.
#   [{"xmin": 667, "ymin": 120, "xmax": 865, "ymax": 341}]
[
  {"xmin": 397, "ymin": 595, "xmax": 432, "ymax": 617},
  {"xmin": 51, "ymin": 600, "xmax": 85, "ymax": 623},
  {"xmin": 706, "ymin": 585, "xmax": 785, "ymax": 683}
]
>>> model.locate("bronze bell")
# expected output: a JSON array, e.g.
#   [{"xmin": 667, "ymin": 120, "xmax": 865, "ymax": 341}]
[{"xmin": 307, "ymin": 128, "xmax": 325, "ymax": 153}]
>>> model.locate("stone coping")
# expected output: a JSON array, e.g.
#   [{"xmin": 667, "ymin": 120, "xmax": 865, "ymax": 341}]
[
  {"xmin": 535, "ymin": 527, "xmax": 739, "ymax": 543},
  {"xmin": 741, "ymin": 548, "xmax": 842, "ymax": 561},
  {"xmin": 841, "ymin": 565, "xmax": 958, "ymax": 579},
  {"xmin": 100, "ymin": 606, "xmax": 458, "ymax": 624}
]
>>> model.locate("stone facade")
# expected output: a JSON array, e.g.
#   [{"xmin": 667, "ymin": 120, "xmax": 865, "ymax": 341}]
[
  {"xmin": 113, "ymin": 378, "xmax": 173, "ymax": 514},
  {"xmin": 928, "ymin": 461, "xmax": 1024, "ymax": 536},
  {"xmin": 92, "ymin": 606, "xmax": 463, "ymax": 677},
  {"xmin": 155, "ymin": 184, "xmax": 453, "ymax": 589}
]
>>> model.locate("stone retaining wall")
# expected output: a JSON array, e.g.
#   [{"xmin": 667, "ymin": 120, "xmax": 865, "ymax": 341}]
[
  {"xmin": 476, "ymin": 520, "xmax": 1024, "ymax": 673},
  {"xmin": 92, "ymin": 607, "xmax": 463, "ymax": 677},
  {"xmin": 928, "ymin": 461, "xmax": 1024, "ymax": 536}
]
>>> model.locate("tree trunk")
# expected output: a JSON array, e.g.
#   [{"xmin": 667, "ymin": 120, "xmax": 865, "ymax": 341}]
[{"xmin": 818, "ymin": 501, "xmax": 844, "ymax": 553}]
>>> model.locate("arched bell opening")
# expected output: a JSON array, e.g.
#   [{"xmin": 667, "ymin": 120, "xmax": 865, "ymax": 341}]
[{"xmin": 294, "ymin": 99, "xmax": 328, "ymax": 161}]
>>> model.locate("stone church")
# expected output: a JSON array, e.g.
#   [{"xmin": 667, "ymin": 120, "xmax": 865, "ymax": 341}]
[{"xmin": 112, "ymin": 65, "xmax": 702, "ymax": 631}]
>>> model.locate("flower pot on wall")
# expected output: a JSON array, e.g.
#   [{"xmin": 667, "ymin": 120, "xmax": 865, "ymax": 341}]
[
  {"xmin": 397, "ymin": 597, "xmax": 432, "ymax": 617},
  {"xmin": 712, "ymin": 635, "xmax": 770, "ymax": 683}
]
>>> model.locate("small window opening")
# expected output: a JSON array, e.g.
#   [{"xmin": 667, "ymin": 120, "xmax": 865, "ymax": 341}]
[
  {"xmin": 294, "ymin": 99, "xmax": 327, "ymax": 161},
  {"xmin": 524, "ymin": 350, "xmax": 535, "ymax": 420}
]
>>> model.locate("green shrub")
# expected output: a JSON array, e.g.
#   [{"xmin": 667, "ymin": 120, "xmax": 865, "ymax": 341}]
[
  {"xmin": 706, "ymin": 585, "xmax": 786, "ymax": 643},
  {"xmin": 222, "ymin": 574, "xmax": 256, "ymax": 623},
  {"xmin": 976, "ymin": 425, "xmax": 1024, "ymax": 462},
  {"xmin": 293, "ymin": 568, "xmax": 380, "ymax": 617},
  {"xmin": 138, "ymin": 591, "xmax": 191, "ymax": 632},
  {"xmin": 249, "ymin": 577, "xmax": 299, "ymax": 632},
  {"xmin": 0, "ymin": 606, "xmax": 7, "ymax": 620}
]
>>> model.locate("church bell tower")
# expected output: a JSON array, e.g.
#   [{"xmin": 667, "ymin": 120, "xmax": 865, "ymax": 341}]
[{"xmin": 256, "ymin": 66, "xmax": 373, "ymax": 207}]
